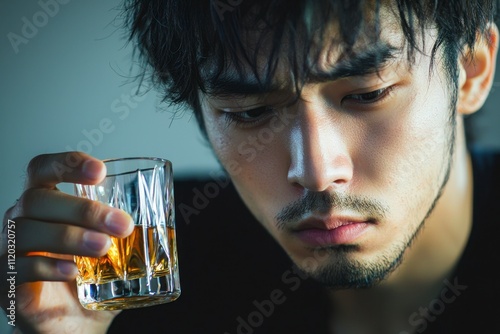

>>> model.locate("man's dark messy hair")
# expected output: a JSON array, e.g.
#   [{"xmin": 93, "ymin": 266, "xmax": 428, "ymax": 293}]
[{"xmin": 123, "ymin": 0, "xmax": 498, "ymax": 140}]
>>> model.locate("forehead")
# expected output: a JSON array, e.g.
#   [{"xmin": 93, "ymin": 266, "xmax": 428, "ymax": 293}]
[
  {"xmin": 202, "ymin": 2, "xmax": 414, "ymax": 95},
  {"xmin": 313, "ymin": 5, "xmax": 405, "ymax": 71}
]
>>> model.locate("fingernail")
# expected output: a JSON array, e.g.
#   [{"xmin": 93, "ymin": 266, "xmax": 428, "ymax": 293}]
[
  {"xmin": 105, "ymin": 211, "xmax": 133, "ymax": 236},
  {"xmin": 83, "ymin": 231, "xmax": 110, "ymax": 253},
  {"xmin": 57, "ymin": 261, "xmax": 77, "ymax": 277},
  {"xmin": 82, "ymin": 160, "xmax": 105, "ymax": 180}
]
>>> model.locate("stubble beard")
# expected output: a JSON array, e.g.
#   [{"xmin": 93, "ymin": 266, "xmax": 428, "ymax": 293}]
[{"xmin": 298, "ymin": 120, "xmax": 457, "ymax": 290}]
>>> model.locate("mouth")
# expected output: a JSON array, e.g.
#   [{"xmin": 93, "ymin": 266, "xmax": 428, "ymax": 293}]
[{"xmin": 292, "ymin": 216, "xmax": 376, "ymax": 247}]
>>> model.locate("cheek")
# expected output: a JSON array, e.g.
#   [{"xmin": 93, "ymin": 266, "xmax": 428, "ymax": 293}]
[
  {"xmin": 357, "ymin": 81, "xmax": 451, "ymax": 220},
  {"xmin": 203, "ymin": 115, "xmax": 241, "ymax": 175},
  {"xmin": 204, "ymin": 113, "xmax": 290, "ymax": 222},
  {"xmin": 236, "ymin": 138, "xmax": 291, "ymax": 223}
]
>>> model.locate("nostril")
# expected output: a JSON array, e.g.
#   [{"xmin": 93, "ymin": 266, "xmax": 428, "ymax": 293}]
[{"xmin": 290, "ymin": 160, "xmax": 354, "ymax": 192}]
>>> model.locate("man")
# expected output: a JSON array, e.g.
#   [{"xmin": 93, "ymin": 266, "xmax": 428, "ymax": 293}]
[{"xmin": 2, "ymin": 0, "xmax": 500, "ymax": 333}]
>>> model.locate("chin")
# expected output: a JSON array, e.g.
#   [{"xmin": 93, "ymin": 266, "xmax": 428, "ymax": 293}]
[{"xmin": 288, "ymin": 243, "xmax": 406, "ymax": 290}]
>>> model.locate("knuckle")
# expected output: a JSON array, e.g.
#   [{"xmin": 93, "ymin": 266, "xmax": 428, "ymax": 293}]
[
  {"xmin": 17, "ymin": 188, "xmax": 41, "ymax": 213},
  {"xmin": 26, "ymin": 154, "xmax": 50, "ymax": 179},
  {"xmin": 3, "ymin": 205, "xmax": 16, "ymax": 222},
  {"xmin": 15, "ymin": 191, "xmax": 30, "ymax": 215},
  {"xmin": 30, "ymin": 257, "xmax": 49, "ymax": 278},
  {"xmin": 77, "ymin": 199, "xmax": 103, "ymax": 226},
  {"xmin": 59, "ymin": 226, "xmax": 78, "ymax": 249}
]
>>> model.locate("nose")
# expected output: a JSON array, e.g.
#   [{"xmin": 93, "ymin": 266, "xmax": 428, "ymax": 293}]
[{"xmin": 287, "ymin": 100, "xmax": 354, "ymax": 192}]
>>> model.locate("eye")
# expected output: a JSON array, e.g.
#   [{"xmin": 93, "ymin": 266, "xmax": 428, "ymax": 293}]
[
  {"xmin": 223, "ymin": 106, "xmax": 276, "ymax": 126},
  {"xmin": 342, "ymin": 87, "xmax": 393, "ymax": 105}
]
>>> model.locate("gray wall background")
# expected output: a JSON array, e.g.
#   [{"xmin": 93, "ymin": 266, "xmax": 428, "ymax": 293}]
[
  {"xmin": 1, "ymin": 0, "xmax": 499, "ymax": 332},
  {"xmin": 0, "ymin": 0, "xmax": 222, "ymax": 214},
  {"xmin": 0, "ymin": 2, "xmax": 221, "ymax": 330}
]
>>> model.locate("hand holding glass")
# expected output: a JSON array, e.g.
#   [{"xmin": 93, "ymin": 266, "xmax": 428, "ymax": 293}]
[{"xmin": 74, "ymin": 157, "xmax": 181, "ymax": 310}]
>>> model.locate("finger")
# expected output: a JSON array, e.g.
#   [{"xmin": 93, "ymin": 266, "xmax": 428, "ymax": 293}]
[
  {"xmin": 25, "ymin": 151, "xmax": 106, "ymax": 188},
  {"xmin": 16, "ymin": 189, "xmax": 133, "ymax": 237},
  {"xmin": 16, "ymin": 257, "xmax": 78, "ymax": 284},
  {"xmin": 16, "ymin": 219, "xmax": 111, "ymax": 257}
]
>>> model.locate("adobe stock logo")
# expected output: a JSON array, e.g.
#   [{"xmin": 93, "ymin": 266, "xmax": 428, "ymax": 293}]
[
  {"xmin": 399, "ymin": 277, "xmax": 468, "ymax": 334},
  {"xmin": 7, "ymin": 0, "xmax": 71, "ymax": 54}
]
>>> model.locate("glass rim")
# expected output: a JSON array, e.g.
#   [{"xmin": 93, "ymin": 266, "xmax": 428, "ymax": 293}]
[
  {"xmin": 100, "ymin": 157, "xmax": 172, "ymax": 177},
  {"xmin": 102, "ymin": 157, "xmax": 171, "ymax": 164}
]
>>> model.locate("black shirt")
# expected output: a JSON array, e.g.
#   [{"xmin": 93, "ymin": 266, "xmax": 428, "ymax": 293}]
[
  {"xmin": 424, "ymin": 148, "xmax": 500, "ymax": 334},
  {"xmin": 109, "ymin": 149, "xmax": 500, "ymax": 334}
]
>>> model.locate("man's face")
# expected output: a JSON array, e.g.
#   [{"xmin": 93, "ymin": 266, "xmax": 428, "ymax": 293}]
[{"xmin": 199, "ymin": 12, "xmax": 455, "ymax": 288}]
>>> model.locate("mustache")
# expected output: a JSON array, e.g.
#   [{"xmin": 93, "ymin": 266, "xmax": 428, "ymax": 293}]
[{"xmin": 275, "ymin": 191, "xmax": 388, "ymax": 230}]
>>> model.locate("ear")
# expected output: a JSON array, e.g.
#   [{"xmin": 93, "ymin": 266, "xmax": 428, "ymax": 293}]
[{"xmin": 457, "ymin": 23, "xmax": 499, "ymax": 115}]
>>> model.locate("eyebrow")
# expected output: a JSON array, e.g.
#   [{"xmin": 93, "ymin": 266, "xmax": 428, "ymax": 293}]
[
  {"xmin": 308, "ymin": 43, "xmax": 400, "ymax": 82},
  {"xmin": 205, "ymin": 42, "xmax": 400, "ymax": 97},
  {"xmin": 205, "ymin": 72, "xmax": 282, "ymax": 97}
]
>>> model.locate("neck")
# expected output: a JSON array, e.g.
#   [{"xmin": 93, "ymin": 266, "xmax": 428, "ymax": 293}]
[{"xmin": 329, "ymin": 120, "xmax": 474, "ymax": 334}]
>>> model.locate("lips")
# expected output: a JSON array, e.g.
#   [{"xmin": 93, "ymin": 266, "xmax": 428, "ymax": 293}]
[{"xmin": 292, "ymin": 216, "xmax": 374, "ymax": 247}]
